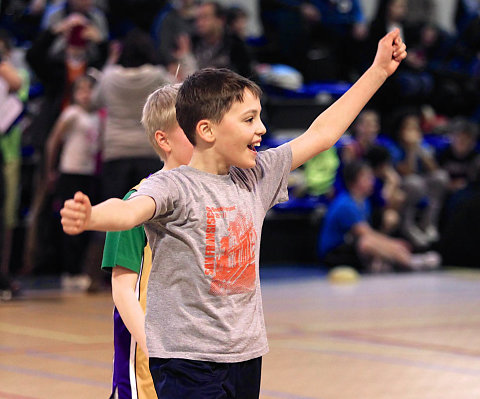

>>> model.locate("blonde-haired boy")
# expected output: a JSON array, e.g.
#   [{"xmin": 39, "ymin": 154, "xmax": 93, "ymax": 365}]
[{"xmin": 101, "ymin": 83, "xmax": 192, "ymax": 399}]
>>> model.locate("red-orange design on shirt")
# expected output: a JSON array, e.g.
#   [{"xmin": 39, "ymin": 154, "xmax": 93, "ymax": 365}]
[{"xmin": 204, "ymin": 207, "xmax": 257, "ymax": 296}]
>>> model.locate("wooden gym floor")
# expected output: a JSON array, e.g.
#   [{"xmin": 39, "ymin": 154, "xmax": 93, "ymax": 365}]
[{"xmin": 1, "ymin": 267, "xmax": 480, "ymax": 399}]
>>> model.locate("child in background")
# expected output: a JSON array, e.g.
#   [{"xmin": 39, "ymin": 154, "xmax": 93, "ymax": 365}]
[
  {"xmin": 365, "ymin": 145, "xmax": 404, "ymax": 234},
  {"xmin": 61, "ymin": 30, "xmax": 406, "ymax": 399},
  {"xmin": 101, "ymin": 84, "xmax": 193, "ymax": 399},
  {"xmin": 438, "ymin": 117, "xmax": 479, "ymax": 193},
  {"xmin": 45, "ymin": 74, "xmax": 101, "ymax": 289},
  {"xmin": 394, "ymin": 111, "xmax": 449, "ymax": 248}
]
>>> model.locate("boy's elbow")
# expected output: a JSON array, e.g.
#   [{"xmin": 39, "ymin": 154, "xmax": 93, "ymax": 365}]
[
  {"xmin": 298, "ymin": 129, "xmax": 333, "ymax": 157},
  {"xmin": 322, "ymin": 139, "xmax": 336, "ymax": 153}
]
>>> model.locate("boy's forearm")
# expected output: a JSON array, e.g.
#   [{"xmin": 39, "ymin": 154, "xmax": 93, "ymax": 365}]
[
  {"xmin": 88, "ymin": 198, "xmax": 147, "ymax": 231},
  {"xmin": 290, "ymin": 66, "xmax": 388, "ymax": 170},
  {"xmin": 308, "ymin": 66, "xmax": 387, "ymax": 150},
  {"xmin": 112, "ymin": 280, "xmax": 148, "ymax": 356}
]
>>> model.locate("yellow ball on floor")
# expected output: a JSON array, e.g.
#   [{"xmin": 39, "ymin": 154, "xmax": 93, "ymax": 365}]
[{"xmin": 328, "ymin": 266, "xmax": 359, "ymax": 284}]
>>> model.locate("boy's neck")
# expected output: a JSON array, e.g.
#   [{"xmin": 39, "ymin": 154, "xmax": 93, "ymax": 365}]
[
  {"xmin": 188, "ymin": 150, "xmax": 230, "ymax": 175},
  {"xmin": 162, "ymin": 160, "xmax": 181, "ymax": 171}
]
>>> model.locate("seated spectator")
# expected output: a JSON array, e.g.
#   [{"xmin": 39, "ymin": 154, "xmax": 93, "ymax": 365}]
[
  {"xmin": 318, "ymin": 161, "xmax": 440, "ymax": 273},
  {"xmin": 192, "ymin": 1, "xmax": 254, "ymax": 77},
  {"xmin": 438, "ymin": 117, "xmax": 480, "ymax": 193},
  {"xmin": 393, "ymin": 111, "xmax": 449, "ymax": 248},
  {"xmin": 341, "ymin": 109, "xmax": 400, "ymax": 164},
  {"xmin": 365, "ymin": 145, "xmax": 405, "ymax": 234},
  {"xmin": 338, "ymin": 110, "xmax": 404, "ymax": 208}
]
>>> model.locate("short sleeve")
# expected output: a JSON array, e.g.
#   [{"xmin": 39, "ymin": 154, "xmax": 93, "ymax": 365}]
[
  {"xmin": 253, "ymin": 143, "xmax": 292, "ymax": 210},
  {"xmin": 129, "ymin": 171, "xmax": 179, "ymax": 219}
]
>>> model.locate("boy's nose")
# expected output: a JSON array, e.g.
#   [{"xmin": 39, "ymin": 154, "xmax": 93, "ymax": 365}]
[{"xmin": 257, "ymin": 120, "xmax": 267, "ymax": 135}]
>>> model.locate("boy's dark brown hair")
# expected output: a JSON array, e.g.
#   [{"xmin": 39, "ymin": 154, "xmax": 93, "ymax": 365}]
[{"xmin": 176, "ymin": 68, "xmax": 262, "ymax": 145}]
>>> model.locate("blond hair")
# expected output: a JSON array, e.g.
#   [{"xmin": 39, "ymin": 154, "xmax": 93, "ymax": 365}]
[{"xmin": 141, "ymin": 83, "xmax": 181, "ymax": 160}]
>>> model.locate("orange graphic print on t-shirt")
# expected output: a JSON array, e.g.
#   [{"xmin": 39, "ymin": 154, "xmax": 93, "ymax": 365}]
[{"xmin": 204, "ymin": 206, "xmax": 257, "ymax": 296}]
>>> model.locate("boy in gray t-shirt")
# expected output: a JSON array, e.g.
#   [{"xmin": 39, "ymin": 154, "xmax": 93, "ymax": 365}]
[{"xmin": 61, "ymin": 30, "xmax": 406, "ymax": 398}]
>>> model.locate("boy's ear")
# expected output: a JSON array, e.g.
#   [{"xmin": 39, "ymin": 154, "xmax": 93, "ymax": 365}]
[
  {"xmin": 155, "ymin": 130, "xmax": 170, "ymax": 153},
  {"xmin": 196, "ymin": 119, "xmax": 215, "ymax": 143}
]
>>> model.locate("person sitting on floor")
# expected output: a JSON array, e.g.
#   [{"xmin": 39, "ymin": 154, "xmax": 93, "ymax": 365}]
[{"xmin": 318, "ymin": 160, "xmax": 440, "ymax": 273}]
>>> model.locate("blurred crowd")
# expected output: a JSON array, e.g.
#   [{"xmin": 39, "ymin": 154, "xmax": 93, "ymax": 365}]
[{"xmin": 0, "ymin": 0, "xmax": 480, "ymax": 296}]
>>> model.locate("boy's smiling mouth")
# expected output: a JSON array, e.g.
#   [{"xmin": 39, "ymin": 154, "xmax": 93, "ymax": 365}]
[{"xmin": 248, "ymin": 142, "xmax": 260, "ymax": 152}]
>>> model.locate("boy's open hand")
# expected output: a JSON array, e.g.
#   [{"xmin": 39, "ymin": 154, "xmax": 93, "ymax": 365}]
[
  {"xmin": 60, "ymin": 191, "xmax": 91, "ymax": 235},
  {"xmin": 372, "ymin": 28, "xmax": 407, "ymax": 78}
]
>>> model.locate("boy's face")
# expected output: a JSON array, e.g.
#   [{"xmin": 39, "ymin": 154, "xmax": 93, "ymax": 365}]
[
  {"xmin": 211, "ymin": 88, "xmax": 266, "ymax": 171},
  {"xmin": 168, "ymin": 124, "xmax": 194, "ymax": 167}
]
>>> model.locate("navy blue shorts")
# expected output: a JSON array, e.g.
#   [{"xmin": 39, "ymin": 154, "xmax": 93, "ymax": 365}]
[{"xmin": 149, "ymin": 357, "xmax": 262, "ymax": 399}]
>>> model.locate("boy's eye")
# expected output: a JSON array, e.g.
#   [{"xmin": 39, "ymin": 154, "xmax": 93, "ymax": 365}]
[{"xmin": 245, "ymin": 117, "xmax": 254, "ymax": 123}]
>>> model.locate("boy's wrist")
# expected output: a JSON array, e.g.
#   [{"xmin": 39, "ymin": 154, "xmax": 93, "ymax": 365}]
[{"xmin": 367, "ymin": 64, "xmax": 389, "ymax": 84}]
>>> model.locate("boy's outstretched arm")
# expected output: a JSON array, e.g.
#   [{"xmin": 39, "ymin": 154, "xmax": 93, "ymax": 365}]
[
  {"xmin": 61, "ymin": 191, "xmax": 156, "ymax": 235},
  {"xmin": 289, "ymin": 29, "xmax": 407, "ymax": 171}
]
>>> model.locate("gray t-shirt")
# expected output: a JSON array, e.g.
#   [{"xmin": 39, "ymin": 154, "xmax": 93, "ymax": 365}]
[{"xmin": 132, "ymin": 144, "xmax": 292, "ymax": 362}]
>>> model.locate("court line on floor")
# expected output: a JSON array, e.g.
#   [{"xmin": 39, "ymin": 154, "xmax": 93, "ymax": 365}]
[
  {"xmin": 0, "ymin": 322, "xmax": 111, "ymax": 344},
  {"xmin": 0, "ymin": 364, "xmax": 110, "ymax": 388},
  {"xmin": 268, "ymin": 321, "xmax": 480, "ymax": 359},
  {"xmin": 324, "ymin": 330, "xmax": 480, "ymax": 358},
  {"xmin": 271, "ymin": 341, "xmax": 480, "ymax": 377},
  {"xmin": 24, "ymin": 349, "xmax": 112, "ymax": 368}
]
